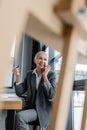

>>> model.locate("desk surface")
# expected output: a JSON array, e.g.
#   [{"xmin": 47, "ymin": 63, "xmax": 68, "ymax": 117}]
[{"xmin": 0, "ymin": 93, "xmax": 22, "ymax": 110}]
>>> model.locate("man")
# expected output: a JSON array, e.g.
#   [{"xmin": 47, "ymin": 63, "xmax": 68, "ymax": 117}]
[{"xmin": 12, "ymin": 51, "xmax": 57, "ymax": 130}]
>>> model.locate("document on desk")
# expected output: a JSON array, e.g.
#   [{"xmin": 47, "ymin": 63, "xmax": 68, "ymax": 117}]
[{"xmin": 0, "ymin": 93, "xmax": 18, "ymax": 98}]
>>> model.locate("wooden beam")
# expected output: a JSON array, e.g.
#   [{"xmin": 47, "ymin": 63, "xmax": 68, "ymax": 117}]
[
  {"xmin": 0, "ymin": 0, "xmax": 28, "ymax": 106},
  {"xmin": 25, "ymin": 14, "xmax": 63, "ymax": 53},
  {"xmin": 85, "ymin": 0, "xmax": 87, "ymax": 5},
  {"xmin": 54, "ymin": 0, "xmax": 87, "ymax": 40},
  {"xmin": 28, "ymin": 0, "xmax": 64, "ymax": 37},
  {"xmin": 48, "ymin": 26, "xmax": 78, "ymax": 130},
  {"xmin": 54, "ymin": 0, "xmax": 85, "ymax": 25},
  {"xmin": 24, "ymin": 0, "xmax": 64, "ymax": 52}
]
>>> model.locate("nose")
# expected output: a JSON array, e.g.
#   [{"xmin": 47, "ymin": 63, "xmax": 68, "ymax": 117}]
[
  {"xmin": 41, "ymin": 58, "xmax": 44, "ymax": 62},
  {"xmin": 40, "ymin": 59, "xmax": 46, "ymax": 65}
]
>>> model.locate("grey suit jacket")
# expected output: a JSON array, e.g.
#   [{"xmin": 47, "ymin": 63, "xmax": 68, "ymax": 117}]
[{"xmin": 15, "ymin": 70, "xmax": 57, "ymax": 127}]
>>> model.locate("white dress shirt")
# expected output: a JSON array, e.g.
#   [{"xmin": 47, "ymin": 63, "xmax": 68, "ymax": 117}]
[{"xmin": 33, "ymin": 69, "xmax": 42, "ymax": 89}]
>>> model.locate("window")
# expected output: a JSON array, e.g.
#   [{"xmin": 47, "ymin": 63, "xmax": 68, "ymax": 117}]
[
  {"xmin": 73, "ymin": 91, "xmax": 85, "ymax": 130},
  {"xmin": 75, "ymin": 64, "xmax": 87, "ymax": 80},
  {"xmin": 54, "ymin": 50, "xmax": 62, "ymax": 72},
  {"xmin": 4, "ymin": 37, "xmax": 16, "ymax": 87}
]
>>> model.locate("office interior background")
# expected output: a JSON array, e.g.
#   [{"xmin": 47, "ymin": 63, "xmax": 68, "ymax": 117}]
[{"xmin": 0, "ymin": 33, "xmax": 87, "ymax": 130}]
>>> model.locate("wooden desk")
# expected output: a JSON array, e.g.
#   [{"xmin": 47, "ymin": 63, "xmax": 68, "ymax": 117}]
[
  {"xmin": 0, "ymin": 93, "xmax": 22, "ymax": 130},
  {"xmin": 0, "ymin": 93, "xmax": 22, "ymax": 110}
]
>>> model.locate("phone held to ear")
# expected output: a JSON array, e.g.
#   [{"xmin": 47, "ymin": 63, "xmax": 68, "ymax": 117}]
[{"xmin": 42, "ymin": 64, "xmax": 47, "ymax": 72}]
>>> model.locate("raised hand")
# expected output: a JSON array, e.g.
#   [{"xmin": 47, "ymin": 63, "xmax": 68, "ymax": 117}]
[
  {"xmin": 12, "ymin": 66, "xmax": 20, "ymax": 76},
  {"xmin": 42, "ymin": 64, "xmax": 51, "ymax": 82},
  {"xmin": 12, "ymin": 66, "xmax": 21, "ymax": 83}
]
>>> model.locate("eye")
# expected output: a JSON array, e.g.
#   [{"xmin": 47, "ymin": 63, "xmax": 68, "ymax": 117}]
[
  {"xmin": 44, "ymin": 58, "xmax": 47, "ymax": 61},
  {"xmin": 39, "ymin": 57, "xmax": 42, "ymax": 60}
]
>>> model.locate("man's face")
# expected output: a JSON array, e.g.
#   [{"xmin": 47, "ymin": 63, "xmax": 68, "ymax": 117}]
[{"xmin": 34, "ymin": 53, "xmax": 48, "ymax": 69}]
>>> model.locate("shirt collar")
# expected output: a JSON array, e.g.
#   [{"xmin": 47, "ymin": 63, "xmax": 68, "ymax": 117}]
[
  {"xmin": 32, "ymin": 68, "xmax": 42, "ymax": 77},
  {"xmin": 32, "ymin": 68, "xmax": 37, "ymax": 75}
]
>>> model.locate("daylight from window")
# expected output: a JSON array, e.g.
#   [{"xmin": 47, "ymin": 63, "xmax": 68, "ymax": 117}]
[{"xmin": 4, "ymin": 37, "xmax": 16, "ymax": 87}]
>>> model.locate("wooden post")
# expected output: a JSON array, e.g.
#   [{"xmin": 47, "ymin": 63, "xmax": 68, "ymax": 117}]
[
  {"xmin": 48, "ymin": 26, "xmax": 78, "ymax": 130},
  {"xmin": 54, "ymin": 0, "xmax": 85, "ymax": 24},
  {"xmin": 54, "ymin": 0, "xmax": 87, "ymax": 40},
  {"xmin": 85, "ymin": 0, "xmax": 87, "ymax": 5}
]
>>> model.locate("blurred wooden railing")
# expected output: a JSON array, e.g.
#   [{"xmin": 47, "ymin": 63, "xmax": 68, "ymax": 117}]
[{"xmin": 0, "ymin": 0, "xmax": 87, "ymax": 130}]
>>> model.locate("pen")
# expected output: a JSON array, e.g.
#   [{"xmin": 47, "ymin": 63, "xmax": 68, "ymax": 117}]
[{"xmin": 16, "ymin": 65, "xmax": 19, "ymax": 68}]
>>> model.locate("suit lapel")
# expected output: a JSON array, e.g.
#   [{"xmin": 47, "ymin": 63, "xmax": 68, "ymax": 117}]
[
  {"xmin": 38, "ymin": 76, "xmax": 44, "ymax": 89},
  {"xmin": 30, "ymin": 73, "xmax": 36, "ymax": 94}
]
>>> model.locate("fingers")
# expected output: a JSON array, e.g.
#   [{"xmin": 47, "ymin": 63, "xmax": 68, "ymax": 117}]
[
  {"xmin": 45, "ymin": 64, "xmax": 51, "ymax": 70},
  {"xmin": 44, "ymin": 64, "xmax": 51, "ymax": 73},
  {"xmin": 12, "ymin": 66, "xmax": 20, "ymax": 76}
]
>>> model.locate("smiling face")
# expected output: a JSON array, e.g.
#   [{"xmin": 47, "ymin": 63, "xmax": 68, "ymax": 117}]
[{"xmin": 34, "ymin": 52, "xmax": 48, "ymax": 71}]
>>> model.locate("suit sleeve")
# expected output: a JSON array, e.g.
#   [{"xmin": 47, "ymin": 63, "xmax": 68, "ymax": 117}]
[
  {"xmin": 14, "ymin": 75, "xmax": 28, "ymax": 97},
  {"xmin": 43, "ymin": 71, "xmax": 57, "ymax": 101}
]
